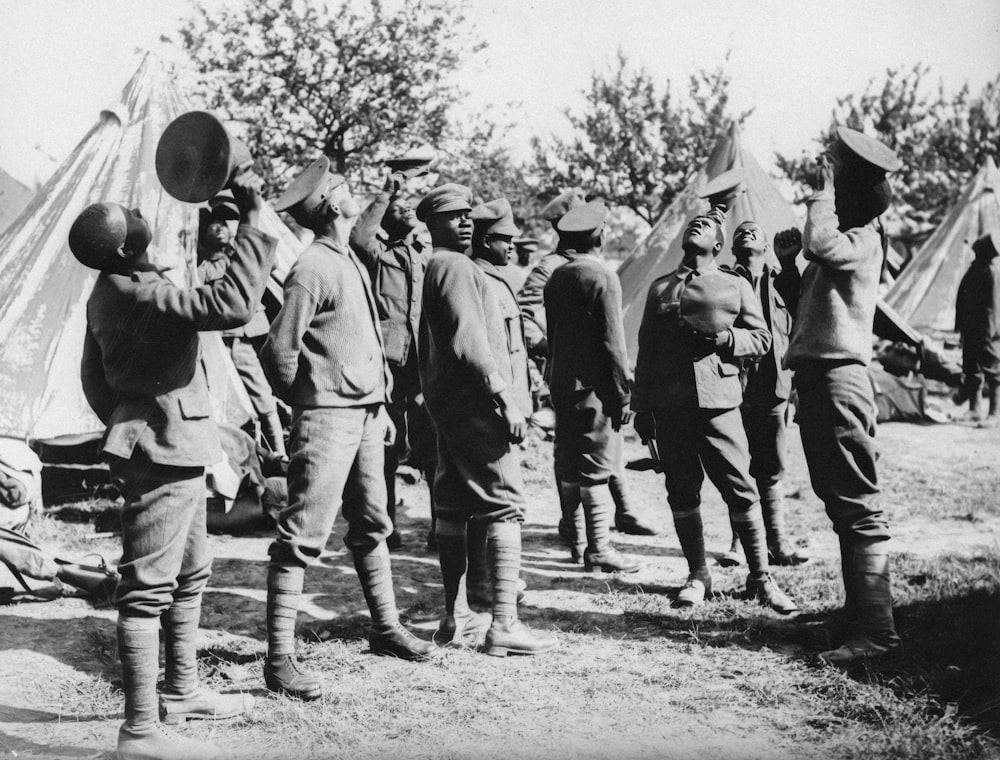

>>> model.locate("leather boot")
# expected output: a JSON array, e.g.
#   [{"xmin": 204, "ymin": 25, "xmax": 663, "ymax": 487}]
[
  {"xmin": 581, "ymin": 483, "xmax": 640, "ymax": 573},
  {"xmin": 761, "ymin": 497, "xmax": 808, "ymax": 566},
  {"xmin": 264, "ymin": 564, "xmax": 322, "ymax": 701},
  {"xmin": 556, "ymin": 480, "xmax": 585, "ymax": 561},
  {"xmin": 433, "ymin": 520, "xmax": 491, "ymax": 647},
  {"xmin": 745, "ymin": 573, "xmax": 799, "ymax": 615},
  {"xmin": 820, "ymin": 538, "xmax": 899, "ymax": 665},
  {"xmin": 610, "ymin": 473, "xmax": 658, "ymax": 536},
  {"xmin": 354, "ymin": 544, "xmax": 438, "ymax": 661},
  {"xmin": 260, "ymin": 410, "xmax": 287, "ymax": 458},
  {"xmin": 482, "ymin": 522, "xmax": 557, "ymax": 657},
  {"xmin": 117, "ymin": 616, "xmax": 220, "ymax": 760},
  {"xmin": 672, "ymin": 507, "xmax": 711, "ymax": 597}
]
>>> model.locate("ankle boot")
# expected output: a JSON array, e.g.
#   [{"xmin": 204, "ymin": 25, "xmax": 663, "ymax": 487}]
[
  {"xmin": 610, "ymin": 474, "xmax": 658, "ymax": 536},
  {"xmin": 761, "ymin": 497, "xmax": 808, "ymax": 566},
  {"xmin": 260, "ymin": 410, "xmax": 287, "ymax": 458},
  {"xmin": 745, "ymin": 573, "xmax": 799, "ymax": 614},
  {"xmin": 354, "ymin": 544, "xmax": 438, "ymax": 661},
  {"xmin": 581, "ymin": 483, "xmax": 640, "ymax": 573},
  {"xmin": 265, "ymin": 564, "xmax": 322, "ymax": 701},
  {"xmin": 482, "ymin": 522, "xmax": 557, "ymax": 657},
  {"xmin": 434, "ymin": 520, "xmax": 491, "ymax": 647},
  {"xmin": 117, "ymin": 616, "xmax": 221, "ymax": 760},
  {"xmin": 466, "ymin": 519, "xmax": 492, "ymax": 609},
  {"xmin": 159, "ymin": 688, "xmax": 255, "ymax": 725}
]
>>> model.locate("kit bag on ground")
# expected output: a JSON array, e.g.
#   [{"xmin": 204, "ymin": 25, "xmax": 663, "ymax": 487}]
[{"xmin": 0, "ymin": 526, "xmax": 118, "ymax": 602}]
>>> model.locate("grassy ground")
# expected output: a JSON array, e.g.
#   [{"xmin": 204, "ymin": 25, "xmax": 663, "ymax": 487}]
[{"xmin": 1, "ymin": 417, "xmax": 999, "ymax": 760}]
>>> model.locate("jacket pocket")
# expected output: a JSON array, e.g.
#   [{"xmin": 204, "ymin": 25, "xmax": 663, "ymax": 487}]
[
  {"xmin": 717, "ymin": 360, "xmax": 739, "ymax": 377},
  {"xmin": 177, "ymin": 394, "xmax": 212, "ymax": 420}
]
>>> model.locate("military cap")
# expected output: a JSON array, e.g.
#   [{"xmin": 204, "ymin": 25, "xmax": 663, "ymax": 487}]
[
  {"xmin": 541, "ymin": 188, "xmax": 586, "ymax": 222},
  {"xmin": 386, "ymin": 148, "xmax": 437, "ymax": 178},
  {"xmin": 273, "ymin": 156, "xmax": 346, "ymax": 214},
  {"xmin": 471, "ymin": 198, "xmax": 520, "ymax": 237},
  {"xmin": 699, "ymin": 168, "xmax": 747, "ymax": 205},
  {"xmin": 831, "ymin": 126, "xmax": 901, "ymax": 184},
  {"xmin": 207, "ymin": 191, "xmax": 240, "ymax": 221},
  {"xmin": 679, "ymin": 270, "xmax": 741, "ymax": 335},
  {"xmin": 513, "ymin": 237, "xmax": 540, "ymax": 252},
  {"xmin": 556, "ymin": 201, "xmax": 609, "ymax": 235},
  {"xmin": 415, "ymin": 183, "xmax": 473, "ymax": 222},
  {"xmin": 972, "ymin": 230, "xmax": 1000, "ymax": 258}
]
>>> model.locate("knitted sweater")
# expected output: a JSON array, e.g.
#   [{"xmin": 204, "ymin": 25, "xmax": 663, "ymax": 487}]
[
  {"xmin": 784, "ymin": 189, "xmax": 883, "ymax": 369},
  {"xmin": 260, "ymin": 236, "xmax": 390, "ymax": 408}
]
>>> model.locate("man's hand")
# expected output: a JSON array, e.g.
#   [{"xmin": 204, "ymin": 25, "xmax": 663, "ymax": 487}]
[
  {"xmin": 633, "ymin": 411, "xmax": 655, "ymax": 444},
  {"xmin": 611, "ymin": 406, "xmax": 633, "ymax": 432},
  {"xmin": 377, "ymin": 406, "xmax": 396, "ymax": 447},
  {"xmin": 817, "ymin": 152, "xmax": 837, "ymax": 192},
  {"xmin": 384, "ymin": 171, "xmax": 405, "ymax": 197},
  {"xmin": 496, "ymin": 390, "xmax": 527, "ymax": 444},
  {"xmin": 773, "ymin": 228, "xmax": 802, "ymax": 262},
  {"xmin": 691, "ymin": 329, "xmax": 731, "ymax": 353},
  {"xmin": 230, "ymin": 168, "xmax": 264, "ymax": 226}
]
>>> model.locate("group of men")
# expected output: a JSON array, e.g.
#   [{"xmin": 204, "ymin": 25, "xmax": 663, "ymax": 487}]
[{"xmin": 71, "ymin": 124, "xmax": 907, "ymax": 760}]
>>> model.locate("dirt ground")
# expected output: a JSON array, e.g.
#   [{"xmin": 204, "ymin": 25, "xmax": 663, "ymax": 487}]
[{"xmin": 2, "ymin": 414, "xmax": 1000, "ymax": 760}]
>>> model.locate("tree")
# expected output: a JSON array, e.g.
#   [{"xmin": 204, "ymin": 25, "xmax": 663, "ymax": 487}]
[
  {"xmin": 532, "ymin": 51, "xmax": 752, "ymax": 228},
  {"xmin": 175, "ymin": 0, "xmax": 485, "ymax": 193},
  {"xmin": 775, "ymin": 65, "xmax": 1000, "ymax": 253}
]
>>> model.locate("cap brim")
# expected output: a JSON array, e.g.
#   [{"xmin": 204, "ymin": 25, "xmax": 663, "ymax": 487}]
[
  {"xmin": 699, "ymin": 168, "xmax": 747, "ymax": 199},
  {"xmin": 836, "ymin": 127, "xmax": 901, "ymax": 173}
]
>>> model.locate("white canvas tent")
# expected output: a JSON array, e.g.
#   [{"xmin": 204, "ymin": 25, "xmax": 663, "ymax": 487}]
[
  {"xmin": 617, "ymin": 123, "xmax": 798, "ymax": 360},
  {"xmin": 0, "ymin": 55, "xmax": 301, "ymax": 445},
  {"xmin": 885, "ymin": 156, "xmax": 1000, "ymax": 333}
]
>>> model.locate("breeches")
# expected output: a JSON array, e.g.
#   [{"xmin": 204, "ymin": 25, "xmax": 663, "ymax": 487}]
[
  {"xmin": 794, "ymin": 362, "xmax": 889, "ymax": 542},
  {"xmin": 109, "ymin": 455, "xmax": 210, "ymax": 618},
  {"xmin": 269, "ymin": 405, "xmax": 392, "ymax": 567},
  {"xmin": 652, "ymin": 405, "xmax": 759, "ymax": 518},
  {"xmin": 553, "ymin": 389, "xmax": 623, "ymax": 485},
  {"xmin": 433, "ymin": 410, "xmax": 525, "ymax": 524},
  {"xmin": 740, "ymin": 399, "xmax": 789, "ymax": 504}
]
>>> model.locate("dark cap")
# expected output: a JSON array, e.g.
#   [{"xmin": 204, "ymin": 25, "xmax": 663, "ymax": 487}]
[
  {"xmin": 699, "ymin": 168, "xmax": 747, "ymax": 205},
  {"xmin": 541, "ymin": 188, "xmax": 586, "ymax": 222},
  {"xmin": 679, "ymin": 270, "xmax": 741, "ymax": 335},
  {"xmin": 471, "ymin": 198, "xmax": 520, "ymax": 236},
  {"xmin": 513, "ymin": 237, "xmax": 540, "ymax": 253},
  {"xmin": 415, "ymin": 183, "xmax": 473, "ymax": 222},
  {"xmin": 972, "ymin": 230, "xmax": 1000, "ymax": 258},
  {"xmin": 832, "ymin": 126, "xmax": 901, "ymax": 187},
  {"xmin": 207, "ymin": 191, "xmax": 240, "ymax": 221},
  {"xmin": 556, "ymin": 200, "xmax": 609, "ymax": 235},
  {"xmin": 273, "ymin": 156, "xmax": 346, "ymax": 214},
  {"xmin": 386, "ymin": 149, "xmax": 437, "ymax": 178}
]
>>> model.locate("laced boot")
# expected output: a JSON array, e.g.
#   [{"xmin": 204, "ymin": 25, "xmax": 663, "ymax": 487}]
[
  {"xmin": 433, "ymin": 519, "xmax": 491, "ymax": 648},
  {"xmin": 745, "ymin": 573, "xmax": 799, "ymax": 615},
  {"xmin": 160, "ymin": 603, "xmax": 254, "ymax": 723},
  {"xmin": 264, "ymin": 564, "xmax": 322, "ymax": 701},
  {"xmin": 734, "ymin": 505, "xmax": 799, "ymax": 614},
  {"xmin": 117, "ymin": 616, "xmax": 220, "ymax": 760},
  {"xmin": 610, "ymin": 474, "xmax": 658, "ymax": 536},
  {"xmin": 482, "ymin": 522, "xmax": 557, "ymax": 657},
  {"xmin": 672, "ymin": 507, "xmax": 712, "ymax": 606},
  {"xmin": 354, "ymin": 543, "xmax": 438, "ymax": 661},
  {"xmin": 581, "ymin": 482, "xmax": 640, "ymax": 573}
]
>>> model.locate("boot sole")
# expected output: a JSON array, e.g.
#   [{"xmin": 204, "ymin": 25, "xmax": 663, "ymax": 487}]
[
  {"xmin": 264, "ymin": 678, "xmax": 323, "ymax": 702},
  {"xmin": 160, "ymin": 707, "xmax": 247, "ymax": 725},
  {"xmin": 584, "ymin": 563, "xmax": 641, "ymax": 574},
  {"xmin": 370, "ymin": 645, "xmax": 441, "ymax": 662},
  {"xmin": 482, "ymin": 642, "xmax": 557, "ymax": 657}
]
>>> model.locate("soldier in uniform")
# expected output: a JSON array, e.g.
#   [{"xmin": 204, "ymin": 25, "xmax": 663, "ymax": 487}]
[
  {"xmin": 261, "ymin": 158, "xmax": 437, "ymax": 703},
  {"xmin": 544, "ymin": 201, "xmax": 640, "ymax": 572},
  {"xmin": 717, "ymin": 220, "xmax": 808, "ymax": 567},
  {"xmin": 780, "ymin": 127, "xmax": 902, "ymax": 664},
  {"xmin": 955, "ymin": 230, "xmax": 1000, "ymax": 424},
  {"xmin": 632, "ymin": 198, "xmax": 798, "ymax": 614},
  {"xmin": 520, "ymin": 189, "xmax": 657, "ymax": 545},
  {"xmin": 501, "ymin": 236, "xmax": 538, "ymax": 294},
  {"xmin": 349, "ymin": 169, "xmax": 427, "ymax": 549},
  {"xmin": 419, "ymin": 189, "xmax": 557, "ymax": 656},
  {"xmin": 75, "ymin": 170, "xmax": 274, "ymax": 760},
  {"xmin": 196, "ymin": 199, "xmax": 286, "ymax": 457}
]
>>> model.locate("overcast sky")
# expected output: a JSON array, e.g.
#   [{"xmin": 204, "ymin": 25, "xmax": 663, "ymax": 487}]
[{"xmin": 1, "ymin": 0, "xmax": 998, "ymax": 187}]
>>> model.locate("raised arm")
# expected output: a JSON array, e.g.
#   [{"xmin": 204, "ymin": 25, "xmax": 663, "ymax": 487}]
[{"xmin": 349, "ymin": 191, "xmax": 392, "ymax": 271}]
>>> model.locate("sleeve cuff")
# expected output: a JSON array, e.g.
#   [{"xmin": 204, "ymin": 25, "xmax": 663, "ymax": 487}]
[{"xmin": 482, "ymin": 371, "xmax": 508, "ymax": 397}]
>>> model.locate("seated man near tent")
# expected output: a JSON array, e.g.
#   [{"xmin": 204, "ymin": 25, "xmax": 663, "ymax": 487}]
[
  {"xmin": 261, "ymin": 157, "xmax": 437, "ymax": 703},
  {"xmin": 196, "ymin": 197, "xmax": 287, "ymax": 457},
  {"xmin": 779, "ymin": 127, "xmax": 902, "ymax": 665},
  {"xmin": 717, "ymin": 221, "xmax": 808, "ymax": 568},
  {"xmin": 543, "ymin": 200, "xmax": 640, "ymax": 572},
  {"xmin": 73, "ymin": 169, "xmax": 276, "ymax": 760},
  {"xmin": 632, "ymin": 199, "xmax": 798, "ymax": 615},
  {"xmin": 955, "ymin": 230, "xmax": 1000, "ymax": 425}
]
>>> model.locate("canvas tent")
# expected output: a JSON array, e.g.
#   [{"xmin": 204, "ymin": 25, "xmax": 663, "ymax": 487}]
[
  {"xmin": 0, "ymin": 55, "xmax": 301, "ymax": 445},
  {"xmin": 617, "ymin": 123, "xmax": 799, "ymax": 360},
  {"xmin": 884, "ymin": 156, "xmax": 1000, "ymax": 333},
  {"xmin": 0, "ymin": 167, "xmax": 32, "ymax": 235}
]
